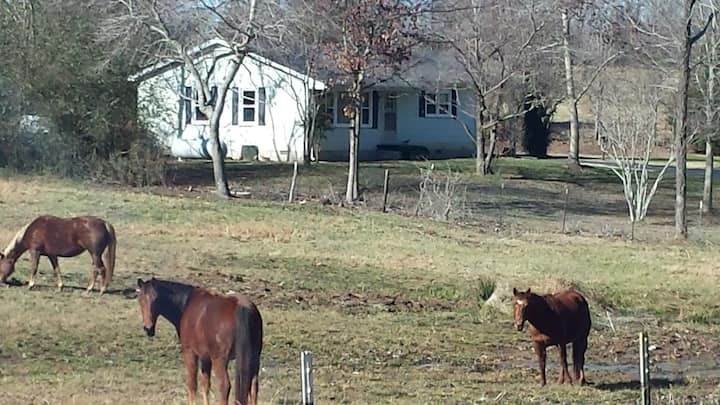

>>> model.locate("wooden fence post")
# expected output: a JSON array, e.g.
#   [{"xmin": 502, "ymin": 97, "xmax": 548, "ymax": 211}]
[
  {"xmin": 499, "ymin": 182, "xmax": 505, "ymax": 226},
  {"xmin": 561, "ymin": 186, "xmax": 569, "ymax": 234},
  {"xmin": 382, "ymin": 169, "xmax": 390, "ymax": 213},
  {"xmin": 301, "ymin": 351, "xmax": 314, "ymax": 405},
  {"xmin": 289, "ymin": 162, "xmax": 299, "ymax": 203},
  {"xmin": 639, "ymin": 332, "xmax": 650, "ymax": 405},
  {"xmin": 699, "ymin": 201, "xmax": 704, "ymax": 227}
]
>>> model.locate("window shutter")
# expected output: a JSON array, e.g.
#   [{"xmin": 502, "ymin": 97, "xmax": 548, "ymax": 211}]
[
  {"xmin": 372, "ymin": 91, "xmax": 379, "ymax": 129},
  {"xmin": 231, "ymin": 87, "xmax": 239, "ymax": 125},
  {"xmin": 184, "ymin": 86, "xmax": 192, "ymax": 124},
  {"xmin": 418, "ymin": 91, "xmax": 426, "ymax": 117},
  {"xmin": 451, "ymin": 89, "xmax": 458, "ymax": 117},
  {"xmin": 209, "ymin": 86, "xmax": 218, "ymax": 106},
  {"xmin": 258, "ymin": 87, "xmax": 266, "ymax": 126}
]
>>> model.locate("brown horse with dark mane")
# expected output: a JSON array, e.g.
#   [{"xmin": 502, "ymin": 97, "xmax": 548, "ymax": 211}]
[
  {"xmin": 136, "ymin": 278, "xmax": 263, "ymax": 405},
  {"xmin": 513, "ymin": 287, "xmax": 591, "ymax": 386},
  {"xmin": 0, "ymin": 215, "xmax": 116, "ymax": 293}
]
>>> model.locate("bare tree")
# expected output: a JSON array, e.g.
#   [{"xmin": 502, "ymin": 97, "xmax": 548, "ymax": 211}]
[
  {"xmin": 597, "ymin": 80, "xmax": 673, "ymax": 224},
  {"xmin": 99, "ymin": 0, "xmax": 265, "ymax": 198},
  {"xmin": 694, "ymin": 0, "xmax": 720, "ymax": 215},
  {"xmin": 318, "ymin": 0, "xmax": 421, "ymax": 203},
  {"xmin": 433, "ymin": 0, "xmax": 550, "ymax": 175},
  {"xmin": 558, "ymin": 1, "xmax": 621, "ymax": 168},
  {"xmin": 623, "ymin": 0, "xmax": 714, "ymax": 238}
]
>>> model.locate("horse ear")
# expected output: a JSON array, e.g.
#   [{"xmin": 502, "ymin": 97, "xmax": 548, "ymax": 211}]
[
  {"xmin": 0, "ymin": 252, "xmax": 4, "ymax": 259},
  {"xmin": 137, "ymin": 278, "xmax": 144, "ymax": 288},
  {"xmin": 512, "ymin": 287, "xmax": 518, "ymax": 295},
  {"xmin": 526, "ymin": 288, "xmax": 531, "ymax": 294}
]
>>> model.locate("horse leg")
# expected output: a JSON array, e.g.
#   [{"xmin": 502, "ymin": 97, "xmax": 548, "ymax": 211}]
[
  {"xmin": 87, "ymin": 253, "xmax": 103, "ymax": 293},
  {"xmin": 212, "ymin": 357, "xmax": 231, "ymax": 405},
  {"xmin": 534, "ymin": 341, "xmax": 547, "ymax": 387},
  {"xmin": 94, "ymin": 253, "xmax": 108, "ymax": 295},
  {"xmin": 558, "ymin": 344, "xmax": 572, "ymax": 384},
  {"xmin": 27, "ymin": 250, "xmax": 40, "ymax": 289},
  {"xmin": 249, "ymin": 375, "xmax": 259, "ymax": 405},
  {"xmin": 183, "ymin": 350, "xmax": 199, "ymax": 405},
  {"xmin": 573, "ymin": 338, "xmax": 588, "ymax": 385},
  {"xmin": 199, "ymin": 359, "xmax": 212, "ymax": 405},
  {"xmin": 47, "ymin": 256, "xmax": 62, "ymax": 291}
]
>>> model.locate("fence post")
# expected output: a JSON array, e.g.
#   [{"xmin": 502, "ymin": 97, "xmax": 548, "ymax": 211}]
[
  {"xmin": 699, "ymin": 201, "xmax": 704, "ymax": 227},
  {"xmin": 561, "ymin": 186, "xmax": 569, "ymax": 234},
  {"xmin": 639, "ymin": 332, "xmax": 650, "ymax": 405},
  {"xmin": 382, "ymin": 169, "xmax": 390, "ymax": 213},
  {"xmin": 301, "ymin": 351, "xmax": 314, "ymax": 405},
  {"xmin": 289, "ymin": 161, "xmax": 299, "ymax": 203},
  {"xmin": 499, "ymin": 182, "xmax": 505, "ymax": 226}
]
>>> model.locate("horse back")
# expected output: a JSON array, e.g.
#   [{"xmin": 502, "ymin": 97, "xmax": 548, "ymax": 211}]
[
  {"xmin": 179, "ymin": 289, "xmax": 245, "ymax": 360},
  {"xmin": 24, "ymin": 215, "xmax": 111, "ymax": 256},
  {"xmin": 547, "ymin": 290, "xmax": 591, "ymax": 336}
]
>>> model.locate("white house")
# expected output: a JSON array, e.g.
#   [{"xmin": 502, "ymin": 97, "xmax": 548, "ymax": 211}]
[{"xmin": 130, "ymin": 40, "xmax": 477, "ymax": 162}]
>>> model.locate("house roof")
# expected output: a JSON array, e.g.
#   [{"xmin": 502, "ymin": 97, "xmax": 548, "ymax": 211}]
[
  {"xmin": 129, "ymin": 39, "xmax": 471, "ymax": 93},
  {"xmin": 128, "ymin": 39, "xmax": 325, "ymax": 90}
]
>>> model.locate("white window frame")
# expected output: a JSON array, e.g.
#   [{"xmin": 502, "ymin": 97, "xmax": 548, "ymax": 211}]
[
  {"xmin": 324, "ymin": 92, "xmax": 373, "ymax": 128},
  {"xmin": 425, "ymin": 91, "xmax": 453, "ymax": 118},
  {"xmin": 236, "ymin": 89, "xmax": 258, "ymax": 126}
]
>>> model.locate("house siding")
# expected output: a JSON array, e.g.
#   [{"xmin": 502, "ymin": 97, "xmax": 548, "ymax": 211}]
[{"xmin": 318, "ymin": 89, "xmax": 476, "ymax": 161}]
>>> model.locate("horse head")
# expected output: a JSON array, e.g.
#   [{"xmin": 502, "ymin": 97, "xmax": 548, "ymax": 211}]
[
  {"xmin": 137, "ymin": 278, "xmax": 159, "ymax": 337},
  {"xmin": 512, "ymin": 287, "xmax": 532, "ymax": 331},
  {"xmin": 0, "ymin": 253, "xmax": 15, "ymax": 283}
]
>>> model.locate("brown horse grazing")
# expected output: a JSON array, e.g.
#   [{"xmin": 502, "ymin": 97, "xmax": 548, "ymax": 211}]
[
  {"xmin": 0, "ymin": 215, "xmax": 116, "ymax": 293},
  {"xmin": 513, "ymin": 287, "xmax": 591, "ymax": 387},
  {"xmin": 136, "ymin": 278, "xmax": 263, "ymax": 405}
]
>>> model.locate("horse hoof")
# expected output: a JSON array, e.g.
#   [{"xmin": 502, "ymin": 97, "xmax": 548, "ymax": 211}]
[
  {"xmin": 27, "ymin": 283, "xmax": 35, "ymax": 290},
  {"xmin": 57, "ymin": 285, "xmax": 63, "ymax": 292}
]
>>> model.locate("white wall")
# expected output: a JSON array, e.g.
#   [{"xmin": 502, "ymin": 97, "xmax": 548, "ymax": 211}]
[{"xmin": 136, "ymin": 51, "xmax": 313, "ymax": 162}]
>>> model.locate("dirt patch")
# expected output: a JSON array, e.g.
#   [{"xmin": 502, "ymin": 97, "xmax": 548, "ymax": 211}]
[{"xmin": 187, "ymin": 270, "xmax": 455, "ymax": 313}]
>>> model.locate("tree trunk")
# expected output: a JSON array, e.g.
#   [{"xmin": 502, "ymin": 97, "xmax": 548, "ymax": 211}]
[
  {"xmin": 484, "ymin": 125, "xmax": 497, "ymax": 174},
  {"xmin": 703, "ymin": 138, "xmax": 713, "ymax": 214},
  {"xmin": 562, "ymin": 8, "xmax": 581, "ymax": 167},
  {"xmin": 675, "ymin": 0, "xmax": 693, "ymax": 239},
  {"xmin": 475, "ymin": 101, "xmax": 487, "ymax": 175},
  {"xmin": 703, "ymin": 63, "xmax": 715, "ymax": 215},
  {"xmin": 345, "ymin": 73, "xmax": 363, "ymax": 203},
  {"xmin": 209, "ymin": 117, "xmax": 231, "ymax": 198},
  {"xmin": 345, "ymin": 114, "xmax": 359, "ymax": 202}
]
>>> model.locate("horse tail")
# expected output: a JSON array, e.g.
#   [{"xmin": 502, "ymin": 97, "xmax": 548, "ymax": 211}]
[
  {"xmin": 102, "ymin": 222, "xmax": 117, "ymax": 289},
  {"xmin": 235, "ymin": 302, "xmax": 263, "ymax": 405}
]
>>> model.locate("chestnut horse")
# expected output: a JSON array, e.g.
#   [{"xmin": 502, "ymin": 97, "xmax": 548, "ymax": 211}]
[
  {"xmin": 0, "ymin": 215, "xmax": 116, "ymax": 293},
  {"xmin": 513, "ymin": 287, "xmax": 591, "ymax": 386},
  {"xmin": 136, "ymin": 278, "xmax": 263, "ymax": 405}
]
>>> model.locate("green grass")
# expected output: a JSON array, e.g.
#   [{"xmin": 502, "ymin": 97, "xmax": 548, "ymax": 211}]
[{"xmin": 0, "ymin": 158, "xmax": 719, "ymax": 404}]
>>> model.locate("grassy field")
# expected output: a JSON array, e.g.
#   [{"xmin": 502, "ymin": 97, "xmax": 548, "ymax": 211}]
[{"xmin": 1, "ymin": 158, "xmax": 719, "ymax": 404}]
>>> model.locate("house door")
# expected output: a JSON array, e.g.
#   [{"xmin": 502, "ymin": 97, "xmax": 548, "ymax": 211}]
[{"xmin": 384, "ymin": 93, "xmax": 397, "ymax": 133}]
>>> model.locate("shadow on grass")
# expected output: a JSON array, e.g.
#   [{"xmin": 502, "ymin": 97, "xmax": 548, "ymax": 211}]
[
  {"xmin": 594, "ymin": 378, "xmax": 687, "ymax": 391},
  {"xmin": 3, "ymin": 277, "xmax": 137, "ymax": 298}
]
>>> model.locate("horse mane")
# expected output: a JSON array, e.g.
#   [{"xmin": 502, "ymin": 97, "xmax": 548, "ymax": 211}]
[
  {"xmin": 151, "ymin": 278, "xmax": 196, "ymax": 313},
  {"xmin": 3, "ymin": 222, "xmax": 31, "ymax": 256}
]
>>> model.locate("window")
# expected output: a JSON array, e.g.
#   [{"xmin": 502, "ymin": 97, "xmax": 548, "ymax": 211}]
[
  {"xmin": 361, "ymin": 94, "xmax": 370, "ymax": 126},
  {"xmin": 243, "ymin": 91, "xmax": 256, "ymax": 122},
  {"xmin": 425, "ymin": 91, "xmax": 452, "ymax": 117},
  {"xmin": 191, "ymin": 86, "xmax": 217, "ymax": 122},
  {"xmin": 384, "ymin": 93, "xmax": 397, "ymax": 131},
  {"xmin": 323, "ymin": 92, "xmax": 372, "ymax": 127},
  {"xmin": 230, "ymin": 89, "xmax": 258, "ymax": 125}
]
